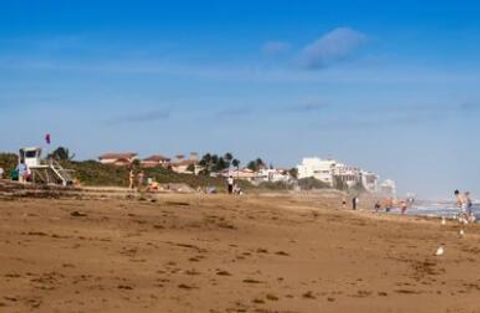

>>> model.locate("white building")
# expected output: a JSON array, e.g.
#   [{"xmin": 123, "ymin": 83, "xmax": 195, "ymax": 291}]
[
  {"xmin": 361, "ymin": 171, "xmax": 379, "ymax": 193},
  {"xmin": 380, "ymin": 179, "xmax": 396, "ymax": 197},
  {"xmin": 297, "ymin": 158, "xmax": 336, "ymax": 186},
  {"xmin": 297, "ymin": 157, "xmax": 380, "ymax": 192},
  {"xmin": 256, "ymin": 168, "xmax": 291, "ymax": 184},
  {"xmin": 332, "ymin": 163, "xmax": 361, "ymax": 188}
]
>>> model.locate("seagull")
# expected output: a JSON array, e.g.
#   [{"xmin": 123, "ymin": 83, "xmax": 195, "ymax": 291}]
[
  {"xmin": 441, "ymin": 216, "xmax": 446, "ymax": 225},
  {"xmin": 459, "ymin": 229, "xmax": 465, "ymax": 237},
  {"xmin": 434, "ymin": 244, "xmax": 445, "ymax": 256}
]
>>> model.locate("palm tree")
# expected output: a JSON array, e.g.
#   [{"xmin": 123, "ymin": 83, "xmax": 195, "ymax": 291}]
[
  {"xmin": 224, "ymin": 152, "xmax": 233, "ymax": 168},
  {"xmin": 231, "ymin": 159, "xmax": 240, "ymax": 169},
  {"xmin": 224, "ymin": 152, "xmax": 233, "ymax": 160},
  {"xmin": 186, "ymin": 163, "xmax": 196, "ymax": 173},
  {"xmin": 288, "ymin": 167, "xmax": 298, "ymax": 179},
  {"xmin": 49, "ymin": 146, "xmax": 75, "ymax": 161}
]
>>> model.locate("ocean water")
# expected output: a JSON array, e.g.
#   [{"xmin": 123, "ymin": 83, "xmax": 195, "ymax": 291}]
[{"xmin": 389, "ymin": 202, "xmax": 480, "ymax": 222}]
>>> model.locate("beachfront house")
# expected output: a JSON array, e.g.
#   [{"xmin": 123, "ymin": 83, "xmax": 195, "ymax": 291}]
[
  {"xmin": 221, "ymin": 168, "xmax": 257, "ymax": 182},
  {"xmin": 142, "ymin": 155, "xmax": 171, "ymax": 168},
  {"xmin": 170, "ymin": 152, "xmax": 202, "ymax": 175},
  {"xmin": 98, "ymin": 153, "xmax": 138, "ymax": 166}
]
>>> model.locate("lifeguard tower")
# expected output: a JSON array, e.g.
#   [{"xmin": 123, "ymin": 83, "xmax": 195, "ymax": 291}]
[{"xmin": 19, "ymin": 147, "xmax": 74, "ymax": 186}]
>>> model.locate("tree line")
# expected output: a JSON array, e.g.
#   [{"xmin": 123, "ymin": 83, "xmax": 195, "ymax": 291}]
[{"xmin": 48, "ymin": 146, "xmax": 276, "ymax": 175}]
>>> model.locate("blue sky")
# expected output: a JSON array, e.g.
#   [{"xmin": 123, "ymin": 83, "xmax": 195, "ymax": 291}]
[{"xmin": 1, "ymin": 1, "xmax": 479, "ymax": 198}]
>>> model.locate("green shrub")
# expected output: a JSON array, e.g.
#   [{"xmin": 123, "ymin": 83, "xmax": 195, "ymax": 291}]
[
  {"xmin": 0, "ymin": 153, "xmax": 18, "ymax": 177},
  {"xmin": 298, "ymin": 177, "xmax": 331, "ymax": 190},
  {"xmin": 62, "ymin": 160, "xmax": 235, "ymax": 190}
]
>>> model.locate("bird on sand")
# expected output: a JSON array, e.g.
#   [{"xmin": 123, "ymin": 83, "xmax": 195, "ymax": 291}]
[
  {"xmin": 434, "ymin": 244, "xmax": 445, "ymax": 256},
  {"xmin": 459, "ymin": 229, "xmax": 465, "ymax": 237},
  {"xmin": 441, "ymin": 216, "xmax": 446, "ymax": 225}
]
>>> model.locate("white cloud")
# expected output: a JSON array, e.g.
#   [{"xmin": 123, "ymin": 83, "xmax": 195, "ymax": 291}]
[{"xmin": 298, "ymin": 27, "xmax": 368, "ymax": 69}]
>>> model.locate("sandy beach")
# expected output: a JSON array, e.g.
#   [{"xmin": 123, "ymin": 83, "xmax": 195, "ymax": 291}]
[{"xmin": 1, "ymin": 192, "xmax": 480, "ymax": 313}]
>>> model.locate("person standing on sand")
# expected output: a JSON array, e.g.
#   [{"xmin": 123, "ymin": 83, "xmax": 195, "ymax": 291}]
[
  {"xmin": 400, "ymin": 200, "xmax": 407, "ymax": 215},
  {"xmin": 227, "ymin": 176, "xmax": 234, "ymax": 194},
  {"xmin": 465, "ymin": 191, "xmax": 473, "ymax": 214},
  {"xmin": 455, "ymin": 189, "xmax": 469, "ymax": 224},
  {"xmin": 342, "ymin": 198, "xmax": 347, "ymax": 209},
  {"xmin": 384, "ymin": 197, "xmax": 393, "ymax": 213},
  {"xmin": 352, "ymin": 196, "xmax": 357, "ymax": 210},
  {"xmin": 137, "ymin": 171, "xmax": 145, "ymax": 190},
  {"xmin": 128, "ymin": 169, "xmax": 135, "ymax": 189},
  {"xmin": 464, "ymin": 191, "xmax": 475, "ymax": 223},
  {"xmin": 16, "ymin": 161, "xmax": 29, "ymax": 184},
  {"xmin": 374, "ymin": 201, "xmax": 381, "ymax": 213},
  {"xmin": 454, "ymin": 190, "xmax": 466, "ymax": 211}
]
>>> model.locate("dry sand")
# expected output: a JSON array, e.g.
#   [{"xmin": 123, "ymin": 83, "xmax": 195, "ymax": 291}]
[{"xmin": 1, "ymin": 192, "xmax": 480, "ymax": 313}]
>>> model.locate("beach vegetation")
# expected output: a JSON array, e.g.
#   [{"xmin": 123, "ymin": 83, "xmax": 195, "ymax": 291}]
[
  {"xmin": 48, "ymin": 146, "xmax": 75, "ymax": 161},
  {"xmin": 298, "ymin": 177, "xmax": 331, "ymax": 190}
]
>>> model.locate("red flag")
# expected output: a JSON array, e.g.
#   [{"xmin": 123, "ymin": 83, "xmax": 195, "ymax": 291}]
[{"xmin": 45, "ymin": 133, "xmax": 51, "ymax": 145}]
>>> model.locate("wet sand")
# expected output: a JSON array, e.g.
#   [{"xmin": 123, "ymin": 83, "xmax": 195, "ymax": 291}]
[{"xmin": 1, "ymin": 193, "xmax": 480, "ymax": 313}]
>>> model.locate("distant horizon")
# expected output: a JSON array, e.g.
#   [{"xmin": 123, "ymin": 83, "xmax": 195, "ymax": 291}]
[{"xmin": 1, "ymin": 1, "xmax": 479, "ymax": 199}]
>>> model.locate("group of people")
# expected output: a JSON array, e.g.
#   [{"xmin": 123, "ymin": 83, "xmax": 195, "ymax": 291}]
[
  {"xmin": 342, "ymin": 195, "xmax": 413, "ymax": 214},
  {"xmin": 11, "ymin": 160, "xmax": 31, "ymax": 183},
  {"xmin": 128, "ymin": 169, "xmax": 145, "ymax": 190},
  {"xmin": 373, "ymin": 197, "xmax": 411, "ymax": 214},
  {"xmin": 126, "ymin": 170, "xmax": 242, "ymax": 195},
  {"xmin": 454, "ymin": 189, "xmax": 475, "ymax": 223},
  {"xmin": 342, "ymin": 196, "xmax": 360, "ymax": 210},
  {"xmin": 0, "ymin": 159, "xmax": 31, "ymax": 183},
  {"xmin": 227, "ymin": 175, "xmax": 242, "ymax": 195}
]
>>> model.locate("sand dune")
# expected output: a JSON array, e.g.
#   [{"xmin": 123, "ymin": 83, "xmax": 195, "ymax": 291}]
[{"xmin": 1, "ymin": 193, "xmax": 480, "ymax": 312}]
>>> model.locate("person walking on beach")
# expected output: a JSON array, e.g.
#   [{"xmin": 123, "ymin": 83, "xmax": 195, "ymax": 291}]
[
  {"xmin": 352, "ymin": 196, "xmax": 358, "ymax": 210},
  {"xmin": 374, "ymin": 201, "xmax": 381, "ymax": 213},
  {"xmin": 455, "ymin": 190, "xmax": 465, "ymax": 209},
  {"xmin": 342, "ymin": 198, "xmax": 347, "ymax": 209},
  {"xmin": 227, "ymin": 176, "xmax": 234, "ymax": 194},
  {"xmin": 465, "ymin": 191, "xmax": 475, "ymax": 222}
]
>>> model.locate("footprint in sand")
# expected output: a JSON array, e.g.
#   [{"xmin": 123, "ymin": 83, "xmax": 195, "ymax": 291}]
[
  {"xmin": 302, "ymin": 291, "xmax": 316, "ymax": 299},
  {"xmin": 216, "ymin": 270, "xmax": 232, "ymax": 276},
  {"xmin": 178, "ymin": 283, "xmax": 197, "ymax": 290},
  {"xmin": 185, "ymin": 269, "xmax": 201, "ymax": 276},
  {"xmin": 265, "ymin": 294, "xmax": 279, "ymax": 301}
]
